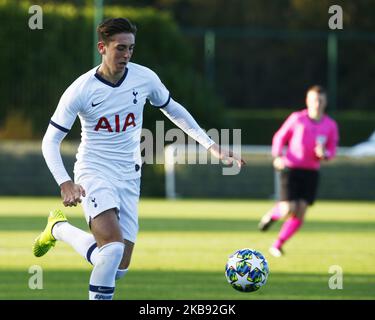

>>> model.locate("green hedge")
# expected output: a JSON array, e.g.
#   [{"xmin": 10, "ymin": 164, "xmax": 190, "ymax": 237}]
[
  {"xmin": 1, "ymin": 1, "xmax": 373, "ymax": 146},
  {"xmin": 0, "ymin": 1, "xmax": 225, "ymax": 139}
]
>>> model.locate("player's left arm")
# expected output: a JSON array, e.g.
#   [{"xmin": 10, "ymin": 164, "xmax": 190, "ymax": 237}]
[
  {"xmin": 316, "ymin": 121, "xmax": 339, "ymax": 161},
  {"xmin": 324, "ymin": 121, "xmax": 340, "ymax": 160},
  {"xmin": 147, "ymin": 68, "xmax": 244, "ymax": 168},
  {"xmin": 160, "ymin": 99, "xmax": 245, "ymax": 168}
]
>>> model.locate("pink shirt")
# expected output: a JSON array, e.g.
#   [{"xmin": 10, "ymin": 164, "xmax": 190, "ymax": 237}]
[{"xmin": 272, "ymin": 109, "xmax": 339, "ymax": 170}]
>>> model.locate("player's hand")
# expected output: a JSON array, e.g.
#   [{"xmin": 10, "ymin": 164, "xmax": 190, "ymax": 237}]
[
  {"xmin": 273, "ymin": 156, "xmax": 285, "ymax": 170},
  {"xmin": 314, "ymin": 144, "xmax": 326, "ymax": 160},
  {"xmin": 209, "ymin": 143, "xmax": 246, "ymax": 168},
  {"xmin": 60, "ymin": 180, "xmax": 86, "ymax": 207}
]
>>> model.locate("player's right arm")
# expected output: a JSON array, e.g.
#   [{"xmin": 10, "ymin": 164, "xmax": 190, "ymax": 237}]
[
  {"xmin": 42, "ymin": 126, "xmax": 85, "ymax": 207},
  {"xmin": 41, "ymin": 78, "xmax": 86, "ymax": 207},
  {"xmin": 271, "ymin": 112, "xmax": 297, "ymax": 170}
]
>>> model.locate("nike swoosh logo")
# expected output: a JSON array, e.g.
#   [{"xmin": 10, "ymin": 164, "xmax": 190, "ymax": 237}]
[{"xmin": 91, "ymin": 100, "xmax": 104, "ymax": 107}]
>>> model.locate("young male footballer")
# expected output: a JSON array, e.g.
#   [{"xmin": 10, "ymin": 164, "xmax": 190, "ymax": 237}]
[{"xmin": 33, "ymin": 18, "xmax": 244, "ymax": 300}]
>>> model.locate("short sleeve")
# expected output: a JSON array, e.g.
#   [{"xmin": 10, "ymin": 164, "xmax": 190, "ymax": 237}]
[
  {"xmin": 50, "ymin": 79, "xmax": 84, "ymax": 131},
  {"xmin": 147, "ymin": 70, "xmax": 170, "ymax": 108}
]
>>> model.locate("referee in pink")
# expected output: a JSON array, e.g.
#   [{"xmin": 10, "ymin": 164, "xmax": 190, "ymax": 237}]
[{"xmin": 259, "ymin": 85, "xmax": 339, "ymax": 257}]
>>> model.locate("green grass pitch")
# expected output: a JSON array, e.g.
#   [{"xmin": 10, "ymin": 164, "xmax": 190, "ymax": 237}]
[{"xmin": 0, "ymin": 197, "xmax": 374, "ymax": 300}]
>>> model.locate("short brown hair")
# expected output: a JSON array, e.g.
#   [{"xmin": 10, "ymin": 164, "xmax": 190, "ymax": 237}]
[
  {"xmin": 307, "ymin": 85, "xmax": 327, "ymax": 96},
  {"xmin": 97, "ymin": 18, "xmax": 137, "ymax": 43}
]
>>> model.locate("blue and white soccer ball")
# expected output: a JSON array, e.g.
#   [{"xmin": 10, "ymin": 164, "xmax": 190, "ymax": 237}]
[{"xmin": 225, "ymin": 248, "xmax": 269, "ymax": 292}]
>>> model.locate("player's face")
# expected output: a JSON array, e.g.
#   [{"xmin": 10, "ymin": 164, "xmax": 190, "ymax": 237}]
[
  {"xmin": 306, "ymin": 90, "xmax": 327, "ymax": 120},
  {"xmin": 99, "ymin": 32, "xmax": 135, "ymax": 74}
]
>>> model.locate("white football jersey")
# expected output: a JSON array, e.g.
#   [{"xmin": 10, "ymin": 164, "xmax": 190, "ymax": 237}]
[{"xmin": 50, "ymin": 62, "xmax": 170, "ymax": 180}]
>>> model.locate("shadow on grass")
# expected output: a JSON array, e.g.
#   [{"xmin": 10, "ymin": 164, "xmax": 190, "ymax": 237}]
[
  {"xmin": 0, "ymin": 216, "xmax": 375, "ymax": 233},
  {"xmin": 0, "ymin": 270, "xmax": 374, "ymax": 300}
]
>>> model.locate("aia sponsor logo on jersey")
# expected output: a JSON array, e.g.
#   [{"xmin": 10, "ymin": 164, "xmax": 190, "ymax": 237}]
[{"xmin": 94, "ymin": 113, "xmax": 136, "ymax": 132}]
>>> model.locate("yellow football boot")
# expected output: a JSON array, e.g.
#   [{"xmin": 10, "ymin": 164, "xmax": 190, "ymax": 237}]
[{"xmin": 32, "ymin": 209, "xmax": 67, "ymax": 257}]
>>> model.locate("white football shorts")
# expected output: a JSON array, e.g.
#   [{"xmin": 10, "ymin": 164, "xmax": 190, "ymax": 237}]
[{"xmin": 76, "ymin": 174, "xmax": 141, "ymax": 243}]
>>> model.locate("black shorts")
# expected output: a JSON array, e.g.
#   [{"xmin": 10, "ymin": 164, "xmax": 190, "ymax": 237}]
[{"xmin": 279, "ymin": 168, "xmax": 320, "ymax": 205}]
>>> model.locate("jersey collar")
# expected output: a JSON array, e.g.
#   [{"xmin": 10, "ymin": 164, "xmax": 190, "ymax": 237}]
[{"xmin": 94, "ymin": 67, "xmax": 128, "ymax": 88}]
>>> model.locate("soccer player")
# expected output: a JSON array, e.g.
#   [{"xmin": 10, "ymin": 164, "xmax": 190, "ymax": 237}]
[
  {"xmin": 258, "ymin": 85, "xmax": 339, "ymax": 257},
  {"xmin": 33, "ymin": 18, "xmax": 245, "ymax": 300}
]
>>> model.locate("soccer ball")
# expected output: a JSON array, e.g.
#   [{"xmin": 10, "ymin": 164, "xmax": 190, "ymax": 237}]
[{"xmin": 225, "ymin": 248, "xmax": 269, "ymax": 292}]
